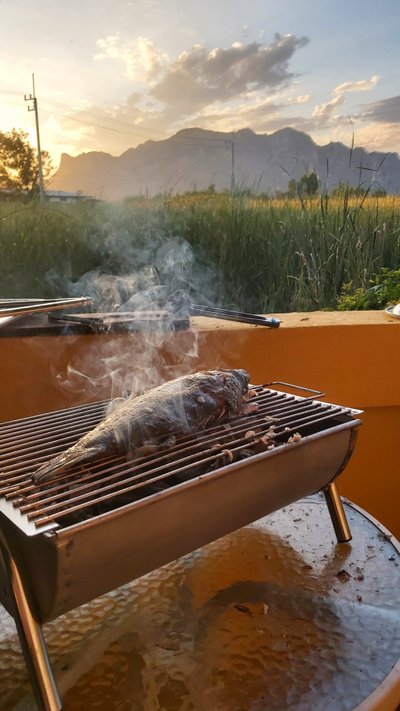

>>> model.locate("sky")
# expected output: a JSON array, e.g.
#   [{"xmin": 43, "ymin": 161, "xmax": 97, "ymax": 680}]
[{"xmin": 0, "ymin": 0, "xmax": 399, "ymax": 168}]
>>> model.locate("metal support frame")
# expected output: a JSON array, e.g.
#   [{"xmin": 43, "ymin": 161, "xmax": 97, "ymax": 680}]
[
  {"xmin": 324, "ymin": 482, "xmax": 352, "ymax": 542},
  {"xmin": 0, "ymin": 543, "xmax": 61, "ymax": 711},
  {"xmin": 0, "ymin": 481, "xmax": 351, "ymax": 710}
]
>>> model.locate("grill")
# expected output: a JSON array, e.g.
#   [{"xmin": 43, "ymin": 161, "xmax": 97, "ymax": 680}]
[{"xmin": 0, "ymin": 382, "xmax": 362, "ymax": 711}]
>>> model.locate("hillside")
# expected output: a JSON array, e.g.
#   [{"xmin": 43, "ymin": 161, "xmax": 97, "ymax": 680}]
[{"xmin": 50, "ymin": 127, "xmax": 400, "ymax": 200}]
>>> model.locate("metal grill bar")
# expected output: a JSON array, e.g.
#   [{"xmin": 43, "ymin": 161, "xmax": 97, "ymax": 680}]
[
  {"xmin": 0, "ymin": 399, "xmax": 109, "ymax": 433},
  {"xmin": 0, "ymin": 396, "xmax": 339, "ymax": 491},
  {"xmin": 0, "ymin": 410, "xmax": 106, "ymax": 455},
  {"xmin": 0, "ymin": 387, "xmax": 354, "ymax": 530}
]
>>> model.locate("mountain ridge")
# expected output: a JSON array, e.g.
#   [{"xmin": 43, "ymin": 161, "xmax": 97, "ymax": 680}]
[{"xmin": 50, "ymin": 127, "xmax": 400, "ymax": 199}]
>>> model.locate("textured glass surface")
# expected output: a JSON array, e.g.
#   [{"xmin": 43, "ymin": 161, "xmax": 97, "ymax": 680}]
[{"xmin": 0, "ymin": 496, "xmax": 399, "ymax": 710}]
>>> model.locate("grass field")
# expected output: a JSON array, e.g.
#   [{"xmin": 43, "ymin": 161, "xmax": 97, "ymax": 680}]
[{"xmin": 0, "ymin": 192, "xmax": 399, "ymax": 312}]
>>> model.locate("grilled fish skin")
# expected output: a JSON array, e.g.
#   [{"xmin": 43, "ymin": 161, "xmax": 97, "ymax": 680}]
[{"xmin": 32, "ymin": 368, "xmax": 250, "ymax": 484}]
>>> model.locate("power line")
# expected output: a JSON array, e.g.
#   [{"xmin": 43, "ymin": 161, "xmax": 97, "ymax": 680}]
[
  {"xmin": 39, "ymin": 104, "xmax": 234, "ymax": 148},
  {"xmin": 30, "ymin": 96, "xmax": 233, "ymax": 145},
  {"xmin": 0, "ymin": 87, "xmax": 167, "ymax": 143},
  {"xmin": 0, "ymin": 100, "xmax": 25, "ymax": 107},
  {"xmin": 37, "ymin": 104, "xmax": 222, "ymax": 146},
  {"xmin": 0, "ymin": 89, "xmax": 25, "ymax": 95},
  {"xmin": 1, "ymin": 87, "xmax": 273, "ymax": 167},
  {"xmin": 39, "ymin": 103, "xmax": 230, "ymax": 146},
  {"xmin": 39, "ymin": 96, "xmax": 231, "ymax": 143},
  {"xmin": 0, "ymin": 85, "xmax": 237, "ymax": 148}
]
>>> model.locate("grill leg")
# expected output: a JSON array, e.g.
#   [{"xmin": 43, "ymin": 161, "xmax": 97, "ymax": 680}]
[
  {"xmin": 324, "ymin": 482, "xmax": 352, "ymax": 543},
  {"xmin": 0, "ymin": 544, "xmax": 62, "ymax": 711}
]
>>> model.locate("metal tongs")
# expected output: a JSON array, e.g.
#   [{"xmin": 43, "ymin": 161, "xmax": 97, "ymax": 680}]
[
  {"xmin": 0, "ymin": 297, "xmax": 92, "ymax": 318},
  {"xmin": 189, "ymin": 304, "xmax": 281, "ymax": 328}
]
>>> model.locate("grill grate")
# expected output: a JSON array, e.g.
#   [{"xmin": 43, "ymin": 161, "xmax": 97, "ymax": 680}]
[{"xmin": 0, "ymin": 387, "xmax": 355, "ymax": 531}]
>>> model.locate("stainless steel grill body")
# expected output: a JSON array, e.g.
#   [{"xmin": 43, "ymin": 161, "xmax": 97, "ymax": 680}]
[
  {"xmin": 0, "ymin": 384, "xmax": 361, "ymax": 710},
  {"xmin": 0, "ymin": 385, "xmax": 361, "ymax": 622}
]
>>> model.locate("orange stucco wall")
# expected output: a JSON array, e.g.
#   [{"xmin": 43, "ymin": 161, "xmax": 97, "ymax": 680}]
[{"xmin": 0, "ymin": 310, "xmax": 399, "ymax": 536}]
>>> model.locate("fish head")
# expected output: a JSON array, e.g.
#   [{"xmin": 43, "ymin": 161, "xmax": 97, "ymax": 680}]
[{"xmin": 218, "ymin": 368, "xmax": 250, "ymax": 410}]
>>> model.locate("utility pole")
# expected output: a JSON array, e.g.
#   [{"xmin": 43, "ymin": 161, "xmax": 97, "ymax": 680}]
[
  {"xmin": 24, "ymin": 74, "xmax": 45, "ymax": 200},
  {"xmin": 225, "ymin": 137, "xmax": 235, "ymax": 195}
]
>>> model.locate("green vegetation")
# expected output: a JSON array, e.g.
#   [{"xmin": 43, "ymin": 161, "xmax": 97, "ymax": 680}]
[
  {"xmin": 0, "ymin": 192, "xmax": 399, "ymax": 312},
  {"xmin": 337, "ymin": 268, "xmax": 400, "ymax": 310}
]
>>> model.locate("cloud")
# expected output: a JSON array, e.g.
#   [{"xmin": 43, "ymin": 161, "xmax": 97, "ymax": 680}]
[
  {"xmin": 90, "ymin": 33, "xmax": 311, "ymax": 146},
  {"xmin": 310, "ymin": 74, "xmax": 381, "ymax": 130},
  {"xmin": 190, "ymin": 97, "xmax": 283, "ymax": 134},
  {"xmin": 312, "ymin": 121, "xmax": 400, "ymax": 156},
  {"xmin": 95, "ymin": 32, "xmax": 309, "ymax": 119},
  {"xmin": 287, "ymin": 94, "xmax": 311, "ymax": 105},
  {"xmin": 95, "ymin": 34, "xmax": 168, "ymax": 82},
  {"xmin": 360, "ymin": 95, "xmax": 400, "ymax": 124},
  {"xmin": 344, "ymin": 95, "xmax": 400, "ymax": 154},
  {"xmin": 351, "ymin": 123, "xmax": 400, "ymax": 154},
  {"xmin": 312, "ymin": 94, "xmax": 344, "ymax": 122},
  {"xmin": 150, "ymin": 34, "xmax": 309, "ymax": 112},
  {"xmin": 69, "ymin": 36, "xmax": 395, "ymax": 157},
  {"xmin": 333, "ymin": 74, "xmax": 380, "ymax": 95}
]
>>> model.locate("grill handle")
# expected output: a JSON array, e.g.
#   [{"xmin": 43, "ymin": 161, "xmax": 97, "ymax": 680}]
[{"xmin": 264, "ymin": 381, "xmax": 325, "ymax": 401}]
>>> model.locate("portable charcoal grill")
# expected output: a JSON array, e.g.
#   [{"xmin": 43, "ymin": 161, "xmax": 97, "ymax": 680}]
[{"xmin": 0, "ymin": 382, "xmax": 362, "ymax": 711}]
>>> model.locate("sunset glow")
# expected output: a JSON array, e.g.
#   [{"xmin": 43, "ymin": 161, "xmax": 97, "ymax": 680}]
[{"xmin": 1, "ymin": 0, "xmax": 399, "ymax": 168}]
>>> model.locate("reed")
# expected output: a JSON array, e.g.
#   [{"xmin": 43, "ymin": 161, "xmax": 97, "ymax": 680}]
[
  {"xmin": 163, "ymin": 192, "xmax": 400, "ymax": 311},
  {"xmin": 0, "ymin": 193, "xmax": 399, "ymax": 312}
]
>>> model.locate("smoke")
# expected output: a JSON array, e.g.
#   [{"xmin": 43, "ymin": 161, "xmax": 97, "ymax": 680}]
[
  {"xmin": 56, "ymin": 235, "xmax": 219, "ymax": 401},
  {"xmin": 66, "ymin": 235, "xmax": 215, "ymax": 312}
]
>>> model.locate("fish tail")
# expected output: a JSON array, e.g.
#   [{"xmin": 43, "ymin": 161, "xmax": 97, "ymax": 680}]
[{"xmin": 32, "ymin": 445, "xmax": 104, "ymax": 485}]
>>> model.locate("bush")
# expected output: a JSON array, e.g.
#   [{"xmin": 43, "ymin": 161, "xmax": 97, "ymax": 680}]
[{"xmin": 337, "ymin": 268, "xmax": 400, "ymax": 310}]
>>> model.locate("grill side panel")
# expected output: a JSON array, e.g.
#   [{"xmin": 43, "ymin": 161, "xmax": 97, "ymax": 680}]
[
  {"xmin": 0, "ymin": 513, "xmax": 59, "ymax": 621},
  {"xmin": 29, "ymin": 423, "xmax": 358, "ymax": 622}
]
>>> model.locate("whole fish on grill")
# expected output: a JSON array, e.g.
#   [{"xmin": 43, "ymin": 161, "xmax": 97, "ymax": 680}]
[{"xmin": 33, "ymin": 368, "xmax": 250, "ymax": 484}]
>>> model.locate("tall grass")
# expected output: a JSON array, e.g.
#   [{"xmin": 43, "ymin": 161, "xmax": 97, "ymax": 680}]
[
  {"xmin": 0, "ymin": 193, "xmax": 399, "ymax": 311},
  {"xmin": 164, "ymin": 192, "xmax": 400, "ymax": 311}
]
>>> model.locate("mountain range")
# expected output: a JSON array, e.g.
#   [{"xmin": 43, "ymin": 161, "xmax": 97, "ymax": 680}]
[{"xmin": 50, "ymin": 127, "xmax": 400, "ymax": 200}]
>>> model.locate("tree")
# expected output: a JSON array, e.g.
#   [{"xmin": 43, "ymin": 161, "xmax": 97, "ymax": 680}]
[
  {"xmin": 285, "ymin": 171, "xmax": 319, "ymax": 199},
  {"xmin": 0, "ymin": 128, "xmax": 52, "ymax": 196},
  {"xmin": 287, "ymin": 178, "xmax": 297, "ymax": 198},
  {"xmin": 305, "ymin": 170, "xmax": 319, "ymax": 197},
  {"xmin": 298, "ymin": 171, "xmax": 319, "ymax": 197}
]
